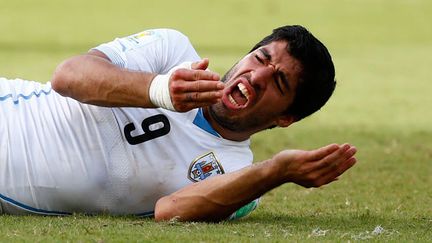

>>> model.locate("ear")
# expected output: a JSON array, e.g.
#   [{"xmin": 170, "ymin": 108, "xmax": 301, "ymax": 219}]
[{"xmin": 275, "ymin": 115, "xmax": 295, "ymax": 128}]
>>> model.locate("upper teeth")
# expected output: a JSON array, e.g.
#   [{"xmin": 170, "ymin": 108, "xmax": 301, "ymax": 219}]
[{"xmin": 238, "ymin": 83, "xmax": 250, "ymax": 100}]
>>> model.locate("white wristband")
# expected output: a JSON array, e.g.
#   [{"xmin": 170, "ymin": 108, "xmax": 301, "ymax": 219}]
[{"xmin": 149, "ymin": 62, "xmax": 192, "ymax": 111}]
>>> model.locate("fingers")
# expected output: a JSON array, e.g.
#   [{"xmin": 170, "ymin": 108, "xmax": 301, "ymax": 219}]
[
  {"xmin": 273, "ymin": 143, "xmax": 357, "ymax": 189},
  {"xmin": 172, "ymin": 90, "xmax": 223, "ymax": 107},
  {"xmin": 191, "ymin": 58, "xmax": 209, "ymax": 70},
  {"xmin": 172, "ymin": 79, "xmax": 225, "ymax": 93},
  {"xmin": 174, "ymin": 100, "xmax": 222, "ymax": 112},
  {"xmin": 317, "ymin": 156, "xmax": 357, "ymax": 186},
  {"xmin": 169, "ymin": 67, "xmax": 225, "ymax": 111},
  {"xmin": 170, "ymin": 78, "xmax": 224, "ymax": 107},
  {"xmin": 313, "ymin": 144, "xmax": 356, "ymax": 171},
  {"xmin": 304, "ymin": 143, "xmax": 339, "ymax": 161},
  {"xmin": 172, "ymin": 67, "xmax": 220, "ymax": 82},
  {"xmin": 296, "ymin": 144, "xmax": 356, "ymax": 187},
  {"xmin": 310, "ymin": 144, "xmax": 357, "ymax": 185}
]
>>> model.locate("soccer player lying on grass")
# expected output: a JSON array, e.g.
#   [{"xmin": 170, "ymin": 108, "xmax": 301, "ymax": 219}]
[{"xmin": 0, "ymin": 25, "xmax": 357, "ymax": 222}]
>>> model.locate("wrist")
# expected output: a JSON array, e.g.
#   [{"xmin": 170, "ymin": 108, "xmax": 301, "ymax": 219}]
[
  {"xmin": 148, "ymin": 61, "xmax": 193, "ymax": 111},
  {"xmin": 255, "ymin": 158, "xmax": 288, "ymax": 189},
  {"xmin": 149, "ymin": 73, "xmax": 175, "ymax": 110}
]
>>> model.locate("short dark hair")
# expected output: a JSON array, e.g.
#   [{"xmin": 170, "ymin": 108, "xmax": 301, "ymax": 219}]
[{"xmin": 250, "ymin": 25, "xmax": 336, "ymax": 121}]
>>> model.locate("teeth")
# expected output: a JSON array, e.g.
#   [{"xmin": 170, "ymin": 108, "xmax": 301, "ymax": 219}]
[
  {"xmin": 228, "ymin": 94, "xmax": 239, "ymax": 106},
  {"xmin": 227, "ymin": 83, "xmax": 250, "ymax": 107},
  {"xmin": 237, "ymin": 83, "xmax": 250, "ymax": 100}
]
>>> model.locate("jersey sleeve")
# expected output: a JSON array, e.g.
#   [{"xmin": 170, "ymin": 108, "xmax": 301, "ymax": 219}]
[{"xmin": 92, "ymin": 29, "xmax": 201, "ymax": 74}]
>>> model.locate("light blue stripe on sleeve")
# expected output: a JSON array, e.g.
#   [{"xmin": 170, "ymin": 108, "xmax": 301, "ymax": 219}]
[
  {"xmin": 0, "ymin": 88, "xmax": 52, "ymax": 104},
  {"xmin": 92, "ymin": 44, "xmax": 127, "ymax": 68}
]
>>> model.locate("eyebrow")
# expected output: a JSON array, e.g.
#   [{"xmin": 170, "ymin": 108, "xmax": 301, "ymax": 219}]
[
  {"xmin": 259, "ymin": 48, "xmax": 290, "ymax": 94},
  {"xmin": 259, "ymin": 48, "xmax": 272, "ymax": 61}
]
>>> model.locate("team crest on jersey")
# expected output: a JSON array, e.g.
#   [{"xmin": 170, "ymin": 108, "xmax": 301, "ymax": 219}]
[{"xmin": 188, "ymin": 152, "xmax": 224, "ymax": 182}]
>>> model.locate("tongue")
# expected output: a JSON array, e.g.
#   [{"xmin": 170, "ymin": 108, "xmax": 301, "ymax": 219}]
[{"xmin": 231, "ymin": 88, "xmax": 248, "ymax": 106}]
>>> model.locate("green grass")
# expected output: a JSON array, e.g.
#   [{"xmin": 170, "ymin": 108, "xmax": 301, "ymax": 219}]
[{"xmin": 1, "ymin": 0, "xmax": 431, "ymax": 241}]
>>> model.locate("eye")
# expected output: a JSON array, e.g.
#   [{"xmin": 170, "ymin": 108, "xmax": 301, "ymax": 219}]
[
  {"xmin": 255, "ymin": 54, "xmax": 264, "ymax": 64},
  {"xmin": 273, "ymin": 73, "xmax": 284, "ymax": 94}
]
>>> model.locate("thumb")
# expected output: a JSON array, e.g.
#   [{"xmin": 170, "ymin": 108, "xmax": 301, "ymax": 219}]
[{"xmin": 191, "ymin": 58, "xmax": 209, "ymax": 70}]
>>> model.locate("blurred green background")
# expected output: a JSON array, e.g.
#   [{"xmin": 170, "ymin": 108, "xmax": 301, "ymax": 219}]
[
  {"xmin": 0, "ymin": 0, "xmax": 431, "ymax": 241},
  {"xmin": 1, "ymin": 0, "xmax": 431, "ymax": 129}
]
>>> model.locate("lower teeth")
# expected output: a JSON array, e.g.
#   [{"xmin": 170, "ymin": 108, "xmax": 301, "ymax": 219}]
[{"xmin": 229, "ymin": 94, "xmax": 239, "ymax": 106}]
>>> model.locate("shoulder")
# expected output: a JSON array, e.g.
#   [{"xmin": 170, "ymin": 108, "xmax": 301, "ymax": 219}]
[
  {"xmin": 92, "ymin": 28, "xmax": 199, "ymax": 72},
  {"xmin": 129, "ymin": 28, "xmax": 192, "ymax": 47},
  {"xmin": 93, "ymin": 28, "xmax": 194, "ymax": 54}
]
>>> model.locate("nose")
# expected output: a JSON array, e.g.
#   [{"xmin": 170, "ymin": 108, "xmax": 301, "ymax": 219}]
[{"xmin": 250, "ymin": 65, "xmax": 276, "ymax": 90}]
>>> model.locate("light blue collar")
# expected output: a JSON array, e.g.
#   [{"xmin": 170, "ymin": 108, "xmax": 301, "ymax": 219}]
[{"xmin": 193, "ymin": 108, "xmax": 220, "ymax": 137}]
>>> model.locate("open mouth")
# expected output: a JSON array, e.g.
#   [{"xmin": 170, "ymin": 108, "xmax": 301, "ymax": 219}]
[
  {"xmin": 228, "ymin": 83, "xmax": 250, "ymax": 106},
  {"xmin": 224, "ymin": 80, "xmax": 254, "ymax": 109}
]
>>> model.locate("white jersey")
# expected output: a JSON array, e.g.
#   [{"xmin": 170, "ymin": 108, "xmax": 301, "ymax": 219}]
[{"xmin": 0, "ymin": 29, "xmax": 253, "ymax": 216}]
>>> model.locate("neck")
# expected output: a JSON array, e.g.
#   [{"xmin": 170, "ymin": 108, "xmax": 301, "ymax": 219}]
[{"xmin": 202, "ymin": 107, "xmax": 251, "ymax": 142}]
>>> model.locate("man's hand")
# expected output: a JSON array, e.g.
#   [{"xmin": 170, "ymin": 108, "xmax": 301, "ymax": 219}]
[
  {"xmin": 168, "ymin": 58, "xmax": 225, "ymax": 112},
  {"xmin": 150, "ymin": 59, "xmax": 224, "ymax": 112},
  {"xmin": 273, "ymin": 143, "xmax": 357, "ymax": 188}
]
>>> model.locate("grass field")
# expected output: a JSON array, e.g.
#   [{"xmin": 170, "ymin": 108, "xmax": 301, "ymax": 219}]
[{"xmin": 1, "ymin": 0, "xmax": 431, "ymax": 241}]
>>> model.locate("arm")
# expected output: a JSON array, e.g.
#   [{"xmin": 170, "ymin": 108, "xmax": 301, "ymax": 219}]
[
  {"xmin": 51, "ymin": 50, "xmax": 155, "ymax": 107},
  {"xmin": 155, "ymin": 143, "xmax": 357, "ymax": 222},
  {"xmin": 51, "ymin": 50, "xmax": 224, "ymax": 111}
]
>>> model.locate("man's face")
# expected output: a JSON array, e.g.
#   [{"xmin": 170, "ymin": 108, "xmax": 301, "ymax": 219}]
[{"xmin": 208, "ymin": 41, "xmax": 303, "ymax": 138}]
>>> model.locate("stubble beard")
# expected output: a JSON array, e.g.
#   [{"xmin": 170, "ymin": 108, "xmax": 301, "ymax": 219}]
[{"xmin": 208, "ymin": 64, "xmax": 242, "ymax": 132}]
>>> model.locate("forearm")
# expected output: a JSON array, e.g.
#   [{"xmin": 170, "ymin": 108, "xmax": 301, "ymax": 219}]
[
  {"xmin": 154, "ymin": 144, "xmax": 357, "ymax": 222},
  {"xmin": 155, "ymin": 159, "xmax": 284, "ymax": 222},
  {"xmin": 51, "ymin": 53, "xmax": 156, "ymax": 107}
]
